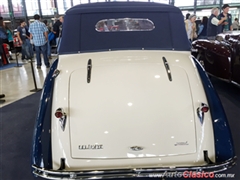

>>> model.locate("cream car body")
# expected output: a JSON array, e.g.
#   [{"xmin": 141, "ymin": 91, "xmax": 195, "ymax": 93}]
[{"xmin": 51, "ymin": 50, "xmax": 215, "ymax": 170}]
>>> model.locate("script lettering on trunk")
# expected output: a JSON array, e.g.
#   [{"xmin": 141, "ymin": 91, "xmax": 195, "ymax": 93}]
[{"xmin": 78, "ymin": 144, "xmax": 103, "ymax": 150}]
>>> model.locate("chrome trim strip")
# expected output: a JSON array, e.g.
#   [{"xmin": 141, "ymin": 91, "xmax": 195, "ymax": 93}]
[
  {"xmin": 32, "ymin": 156, "xmax": 236, "ymax": 179},
  {"xmin": 59, "ymin": 114, "xmax": 67, "ymax": 131},
  {"xmin": 208, "ymin": 73, "xmax": 240, "ymax": 88},
  {"xmin": 197, "ymin": 107, "xmax": 204, "ymax": 124},
  {"xmin": 162, "ymin": 56, "xmax": 172, "ymax": 81},
  {"xmin": 231, "ymin": 81, "xmax": 240, "ymax": 88},
  {"xmin": 87, "ymin": 59, "xmax": 92, "ymax": 83}
]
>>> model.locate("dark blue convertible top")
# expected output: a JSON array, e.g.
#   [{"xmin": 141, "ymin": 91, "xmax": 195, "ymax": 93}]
[
  {"xmin": 59, "ymin": 2, "xmax": 190, "ymax": 54},
  {"xmin": 66, "ymin": 2, "xmax": 180, "ymax": 14}
]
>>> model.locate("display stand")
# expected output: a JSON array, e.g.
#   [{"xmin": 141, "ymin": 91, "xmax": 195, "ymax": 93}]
[
  {"xmin": 14, "ymin": 47, "xmax": 22, "ymax": 68},
  {"xmin": 29, "ymin": 58, "xmax": 41, "ymax": 92}
]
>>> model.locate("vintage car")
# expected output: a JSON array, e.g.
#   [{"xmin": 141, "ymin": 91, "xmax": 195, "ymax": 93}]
[
  {"xmin": 192, "ymin": 31, "xmax": 240, "ymax": 87},
  {"xmin": 32, "ymin": 2, "xmax": 236, "ymax": 179}
]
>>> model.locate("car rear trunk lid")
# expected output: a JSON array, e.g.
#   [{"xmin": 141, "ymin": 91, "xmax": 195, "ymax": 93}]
[{"xmin": 68, "ymin": 59, "xmax": 196, "ymax": 159}]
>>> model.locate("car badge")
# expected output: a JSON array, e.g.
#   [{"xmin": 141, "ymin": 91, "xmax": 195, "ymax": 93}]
[
  {"xmin": 79, "ymin": 144, "xmax": 103, "ymax": 150},
  {"xmin": 174, "ymin": 141, "xmax": 189, "ymax": 146},
  {"xmin": 130, "ymin": 146, "xmax": 144, "ymax": 151}
]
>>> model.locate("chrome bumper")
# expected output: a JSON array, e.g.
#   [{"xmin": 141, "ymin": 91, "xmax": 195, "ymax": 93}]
[{"xmin": 32, "ymin": 156, "xmax": 236, "ymax": 179}]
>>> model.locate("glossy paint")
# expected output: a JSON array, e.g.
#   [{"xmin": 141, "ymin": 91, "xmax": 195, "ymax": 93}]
[
  {"xmin": 193, "ymin": 57, "xmax": 235, "ymax": 162},
  {"xmin": 192, "ymin": 32, "xmax": 240, "ymax": 86},
  {"xmin": 32, "ymin": 59, "xmax": 58, "ymax": 168},
  {"xmin": 50, "ymin": 50, "xmax": 215, "ymax": 170},
  {"xmin": 69, "ymin": 58, "xmax": 196, "ymax": 159}
]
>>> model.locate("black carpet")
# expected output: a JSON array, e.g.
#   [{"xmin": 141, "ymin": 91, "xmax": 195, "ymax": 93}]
[
  {"xmin": 0, "ymin": 78, "xmax": 239, "ymax": 180},
  {"xmin": 0, "ymin": 92, "xmax": 42, "ymax": 180}
]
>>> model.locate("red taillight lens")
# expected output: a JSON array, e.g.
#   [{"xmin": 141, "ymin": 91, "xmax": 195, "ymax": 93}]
[
  {"xmin": 201, "ymin": 106, "xmax": 209, "ymax": 113},
  {"xmin": 55, "ymin": 109, "xmax": 63, "ymax": 118}
]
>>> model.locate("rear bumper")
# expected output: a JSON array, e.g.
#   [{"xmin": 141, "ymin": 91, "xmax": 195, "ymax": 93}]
[{"xmin": 32, "ymin": 156, "xmax": 236, "ymax": 179}]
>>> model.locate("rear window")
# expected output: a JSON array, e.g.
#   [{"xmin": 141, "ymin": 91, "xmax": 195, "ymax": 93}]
[
  {"xmin": 95, "ymin": 18, "xmax": 155, "ymax": 32},
  {"xmin": 59, "ymin": 11, "xmax": 191, "ymax": 53}
]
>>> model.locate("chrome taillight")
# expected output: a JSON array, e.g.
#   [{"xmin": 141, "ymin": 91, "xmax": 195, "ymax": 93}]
[
  {"xmin": 55, "ymin": 108, "xmax": 67, "ymax": 131},
  {"xmin": 197, "ymin": 103, "xmax": 209, "ymax": 124}
]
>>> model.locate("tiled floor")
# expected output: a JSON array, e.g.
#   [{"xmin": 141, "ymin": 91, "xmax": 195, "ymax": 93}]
[{"xmin": 0, "ymin": 55, "xmax": 57, "ymax": 107}]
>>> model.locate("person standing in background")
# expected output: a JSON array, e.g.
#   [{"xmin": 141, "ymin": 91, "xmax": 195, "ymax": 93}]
[
  {"xmin": 185, "ymin": 14, "xmax": 197, "ymax": 42},
  {"xmin": 52, "ymin": 16, "xmax": 63, "ymax": 46},
  {"xmin": 24, "ymin": 21, "xmax": 34, "ymax": 60},
  {"xmin": 0, "ymin": 17, "xmax": 9, "ymax": 66},
  {"xmin": 29, "ymin": 14, "xmax": 49, "ymax": 69},
  {"xmin": 5, "ymin": 25, "xmax": 13, "ymax": 60},
  {"xmin": 43, "ymin": 19, "xmax": 52, "ymax": 59},
  {"xmin": 198, "ymin": 16, "xmax": 208, "ymax": 39},
  {"xmin": 0, "ymin": 16, "xmax": 6, "ymax": 101},
  {"xmin": 232, "ymin": 18, "xmax": 240, "ymax": 30},
  {"xmin": 5, "ymin": 26, "xmax": 13, "ymax": 50},
  {"xmin": 218, "ymin": 4, "xmax": 232, "ymax": 32},
  {"xmin": 17, "ymin": 20, "xmax": 32, "ymax": 61},
  {"xmin": 195, "ymin": 17, "xmax": 201, "ymax": 38},
  {"xmin": 207, "ymin": 7, "xmax": 227, "ymax": 40}
]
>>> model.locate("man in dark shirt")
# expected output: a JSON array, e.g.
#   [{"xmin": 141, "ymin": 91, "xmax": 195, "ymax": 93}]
[
  {"xmin": 207, "ymin": 7, "xmax": 227, "ymax": 40},
  {"xmin": 218, "ymin": 4, "xmax": 232, "ymax": 33},
  {"xmin": 52, "ymin": 16, "xmax": 63, "ymax": 46},
  {"xmin": 17, "ymin": 20, "xmax": 32, "ymax": 60}
]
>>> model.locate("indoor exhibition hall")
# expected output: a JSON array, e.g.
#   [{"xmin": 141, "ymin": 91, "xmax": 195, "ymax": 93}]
[{"xmin": 0, "ymin": 0, "xmax": 240, "ymax": 180}]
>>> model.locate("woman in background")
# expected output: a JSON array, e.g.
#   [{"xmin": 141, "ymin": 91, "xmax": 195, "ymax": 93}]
[
  {"xmin": 43, "ymin": 19, "xmax": 52, "ymax": 59},
  {"xmin": 185, "ymin": 14, "xmax": 197, "ymax": 42},
  {"xmin": 198, "ymin": 16, "xmax": 208, "ymax": 39}
]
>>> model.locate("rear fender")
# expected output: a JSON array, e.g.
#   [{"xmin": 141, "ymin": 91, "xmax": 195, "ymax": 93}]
[
  {"xmin": 192, "ymin": 56, "xmax": 235, "ymax": 162},
  {"xmin": 32, "ymin": 59, "xmax": 59, "ymax": 169}
]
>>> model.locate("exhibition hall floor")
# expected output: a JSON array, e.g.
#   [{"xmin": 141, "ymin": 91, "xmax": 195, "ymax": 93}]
[{"xmin": 0, "ymin": 56, "xmax": 57, "ymax": 107}]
